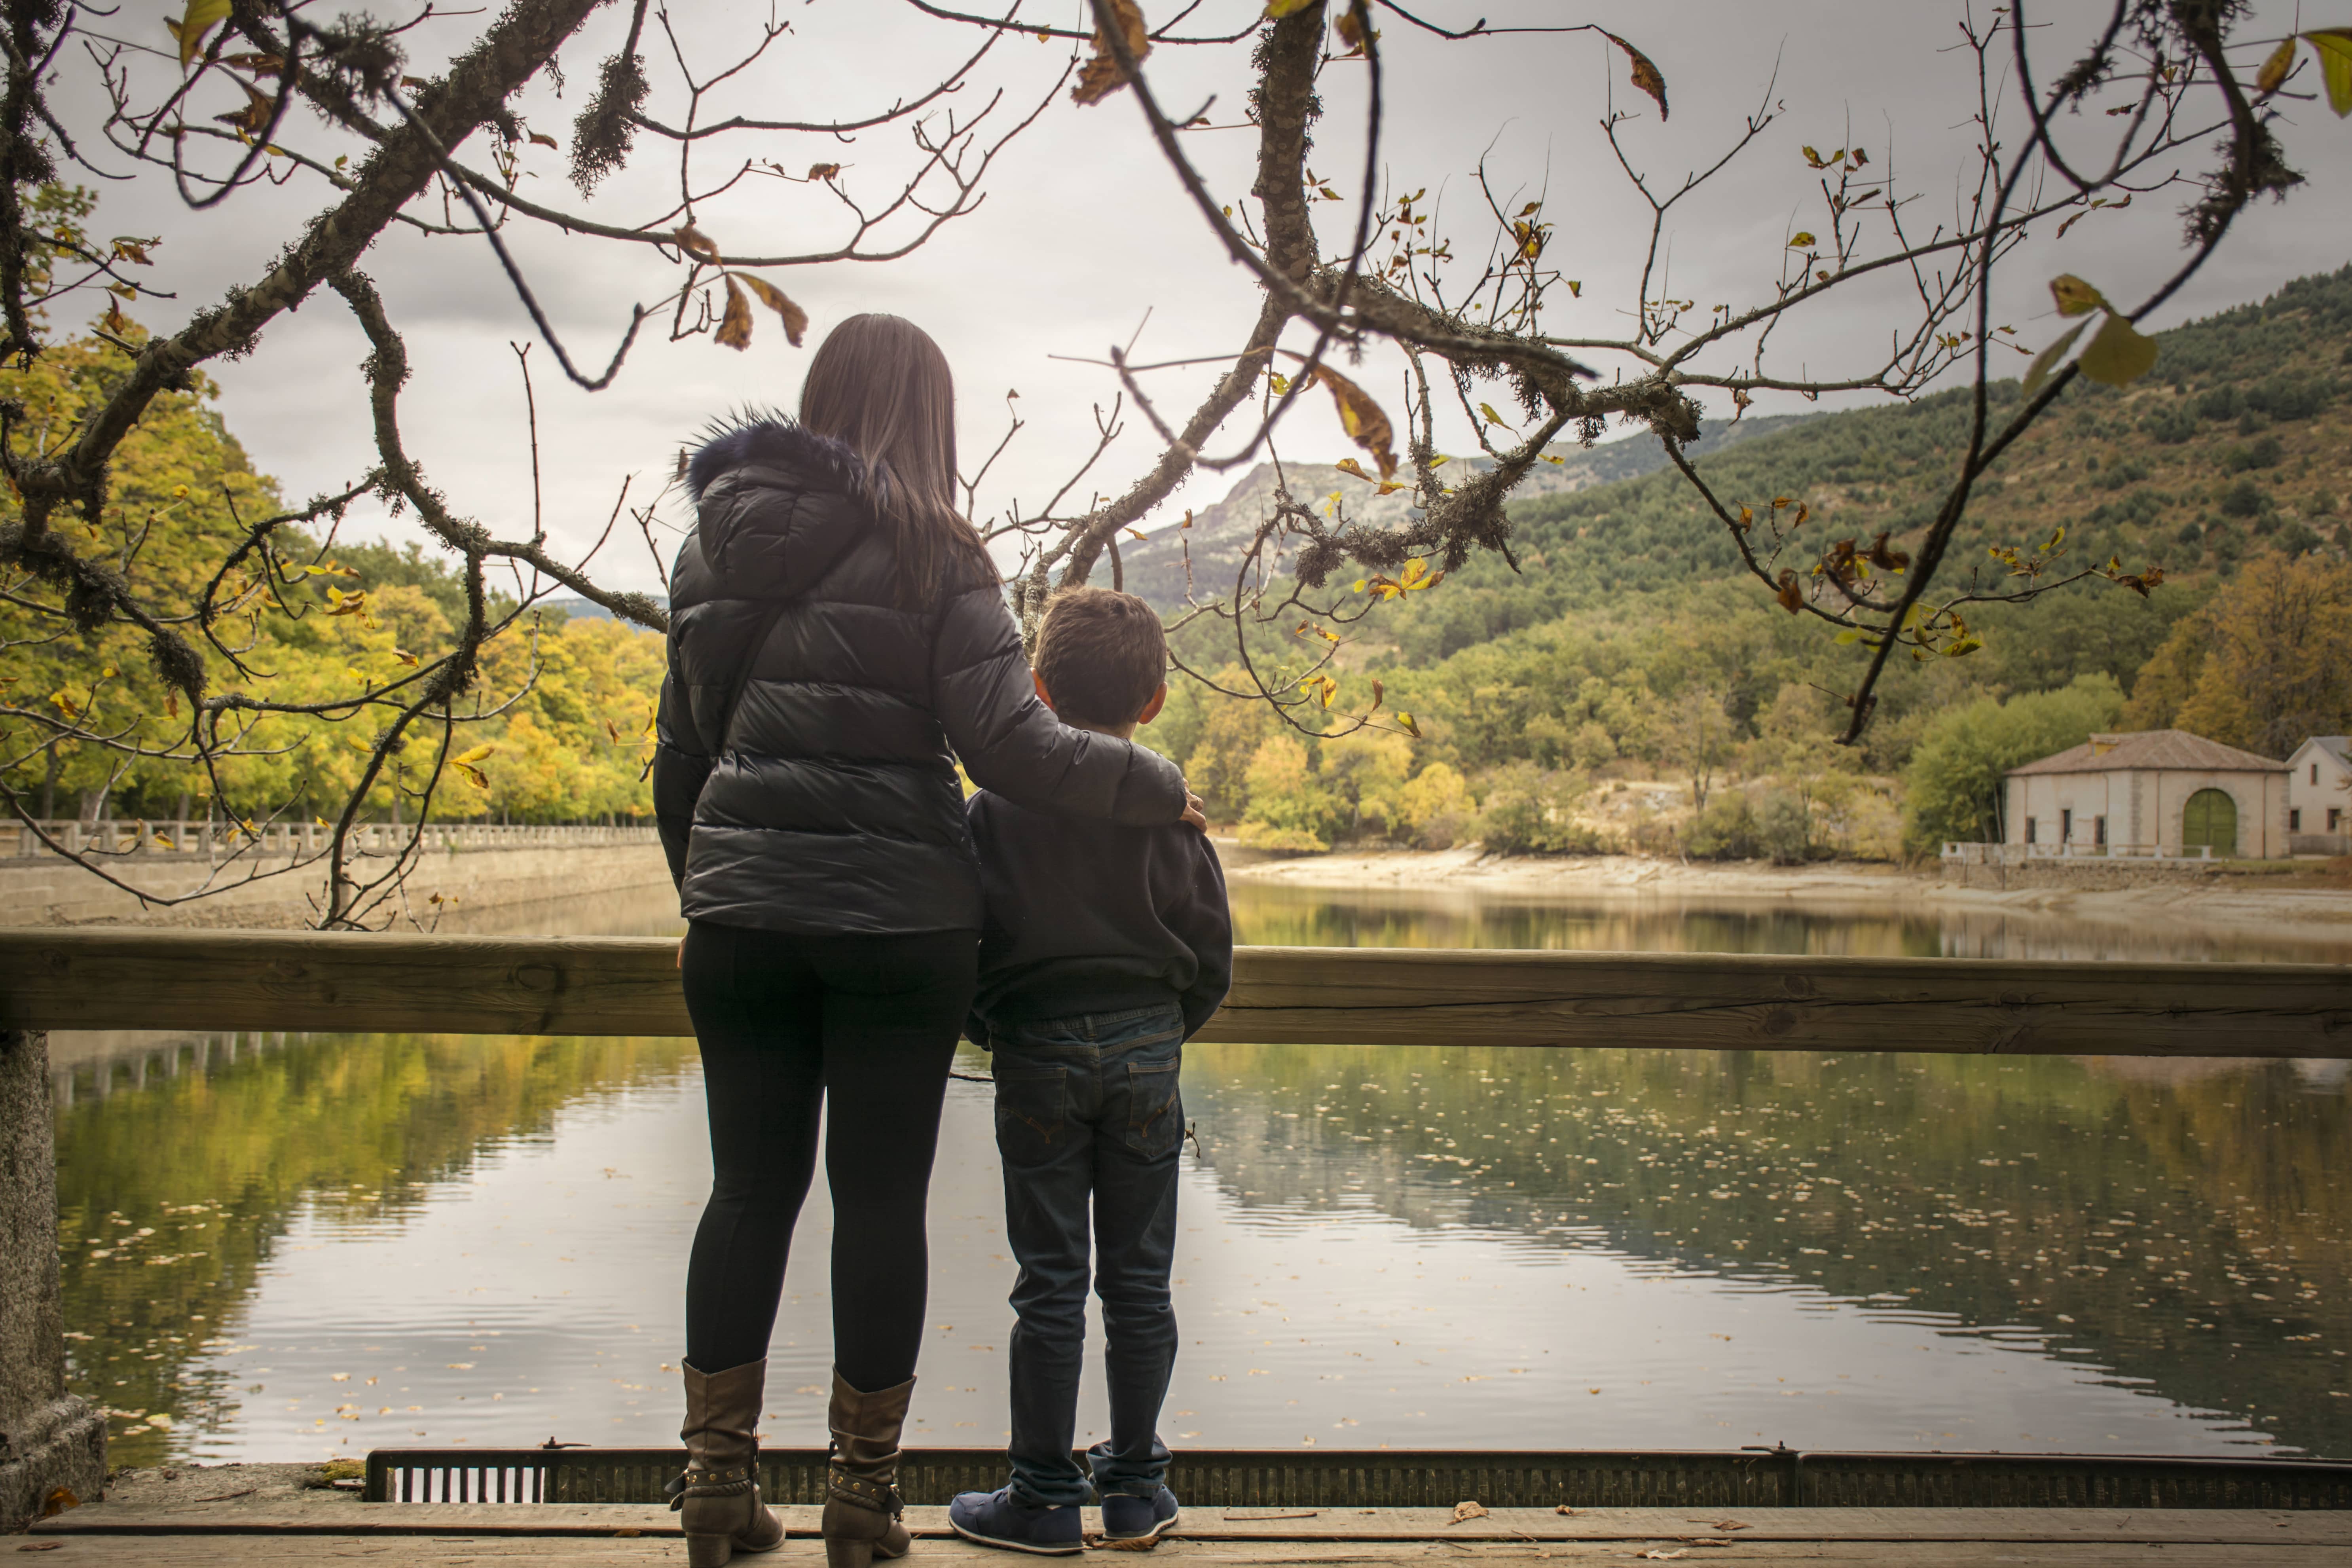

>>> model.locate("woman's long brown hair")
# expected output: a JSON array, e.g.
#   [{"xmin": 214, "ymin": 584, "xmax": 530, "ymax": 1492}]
[{"xmin": 799, "ymin": 313, "xmax": 992, "ymax": 609}]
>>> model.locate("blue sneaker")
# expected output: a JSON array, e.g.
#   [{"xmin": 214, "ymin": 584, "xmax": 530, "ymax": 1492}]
[
  {"xmin": 1101, "ymin": 1487, "xmax": 1179, "ymax": 1543},
  {"xmin": 948, "ymin": 1486, "xmax": 1084, "ymax": 1555}
]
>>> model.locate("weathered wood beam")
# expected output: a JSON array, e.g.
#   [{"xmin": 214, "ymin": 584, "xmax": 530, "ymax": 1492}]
[{"xmin": 3, "ymin": 930, "xmax": 2346, "ymax": 1055}]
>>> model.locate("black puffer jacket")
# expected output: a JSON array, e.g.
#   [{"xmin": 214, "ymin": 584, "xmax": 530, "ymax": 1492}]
[{"xmin": 652, "ymin": 417, "xmax": 1187, "ymax": 935}]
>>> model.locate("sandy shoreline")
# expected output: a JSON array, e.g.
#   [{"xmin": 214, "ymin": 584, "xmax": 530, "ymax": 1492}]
[{"xmin": 1221, "ymin": 845, "xmax": 2352, "ymax": 943}]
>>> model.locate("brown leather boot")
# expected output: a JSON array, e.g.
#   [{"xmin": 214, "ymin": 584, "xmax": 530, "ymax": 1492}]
[
  {"xmin": 822, "ymin": 1371, "xmax": 915, "ymax": 1568},
  {"xmin": 670, "ymin": 1359, "xmax": 786, "ymax": 1568}
]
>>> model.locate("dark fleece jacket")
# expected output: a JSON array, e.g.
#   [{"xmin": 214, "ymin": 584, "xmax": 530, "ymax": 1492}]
[{"xmin": 652, "ymin": 416, "xmax": 1188, "ymax": 935}]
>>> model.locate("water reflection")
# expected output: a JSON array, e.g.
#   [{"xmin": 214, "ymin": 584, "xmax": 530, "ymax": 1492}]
[{"xmin": 47, "ymin": 878, "xmax": 2352, "ymax": 1467}]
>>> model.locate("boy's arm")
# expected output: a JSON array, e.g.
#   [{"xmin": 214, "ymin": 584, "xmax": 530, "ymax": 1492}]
[{"xmin": 1165, "ymin": 833, "xmax": 1233, "ymax": 1040}]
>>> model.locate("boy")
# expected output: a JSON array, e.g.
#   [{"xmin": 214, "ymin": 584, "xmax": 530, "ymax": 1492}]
[{"xmin": 948, "ymin": 588, "xmax": 1232, "ymax": 1555}]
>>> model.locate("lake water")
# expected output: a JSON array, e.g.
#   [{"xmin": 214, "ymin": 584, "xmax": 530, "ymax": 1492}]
[{"xmin": 51, "ymin": 880, "xmax": 2352, "ymax": 1469}]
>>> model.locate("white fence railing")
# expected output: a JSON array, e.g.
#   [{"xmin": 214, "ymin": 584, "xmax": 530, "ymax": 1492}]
[
  {"xmin": 1940, "ymin": 840, "xmax": 2219, "ymax": 866},
  {"xmin": 7, "ymin": 819, "xmax": 659, "ymax": 860}
]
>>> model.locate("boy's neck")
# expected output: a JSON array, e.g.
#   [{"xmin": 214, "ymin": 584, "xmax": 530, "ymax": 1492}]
[{"xmin": 1064, "ymin": 717, "xmax": 1138, "ymax": 741}]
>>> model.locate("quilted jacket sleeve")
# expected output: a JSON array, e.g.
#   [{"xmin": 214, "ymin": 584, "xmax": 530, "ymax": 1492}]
[
  {"xmin": 931, "ymin": 583, "xmax": 1187, "ymax": 825},
  {"xmin": 651, "ymin": 660, "xmax": 711, "ymax": 889}
]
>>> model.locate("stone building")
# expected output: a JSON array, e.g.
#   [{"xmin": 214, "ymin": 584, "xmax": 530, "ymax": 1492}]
[
  {"xmin": 2003, "ymin": 729, "xmax": 2290, "ymax": 858},
  {"xmin": 2285, "ymin": 735, "xmax": 2351, "ymax": 854}
]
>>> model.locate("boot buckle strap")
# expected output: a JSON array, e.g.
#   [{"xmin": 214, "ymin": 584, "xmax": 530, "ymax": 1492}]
[
  {"xmin": 667, "ymin": 1466, "xmax": 757, "ymax": 1509},
  {"xmin": 828, "ymin": 1470, "xmax": 903, "ymax": 1517}
]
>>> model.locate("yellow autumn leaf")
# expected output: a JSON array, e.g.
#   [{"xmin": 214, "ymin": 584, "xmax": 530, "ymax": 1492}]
[
  {"xmin": 2301, "ymin": 29, "xmax": 2352, "ymax": 116},
  {"xmin": 167, "ymin": 0, "xmax": 231, "ymax": 68},
  {"xmin": 2049, "ymin": 273, "xmax": 2108, "ymax": 317},
  {"xmin": 2075, "ymin": 311, "xmax": 2159, "ymax": 386}
]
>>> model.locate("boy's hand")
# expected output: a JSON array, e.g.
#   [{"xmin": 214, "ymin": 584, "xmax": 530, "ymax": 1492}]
[{"xmin": 1182, "ymin": 791, "xmax": 1208, "ymax": 831}]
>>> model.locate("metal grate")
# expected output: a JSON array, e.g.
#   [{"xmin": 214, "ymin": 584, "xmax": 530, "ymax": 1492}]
[{"xmin": 364, "ymin": 1446, "xmax": 2352, "ymax": 1510}]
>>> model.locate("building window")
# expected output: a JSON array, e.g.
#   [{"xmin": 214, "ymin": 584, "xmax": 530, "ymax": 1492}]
[
  {"xmin": 2332, "ymin": 808, "xmax": 2344, "ymax": 833},
  {"xmin": 2026, "ymin": 817, "xmax": 2037, "ymax": 844},
  {"xmin": 2314, "ymin": 763, "xmax": 2322, "ymax": 785},
  {"xmin": 2291, "ymin": 808, "xmax": 2303, "ymax": 831},
  {"xmin": 2061, "ymin": 808, "xmax": 2073, "ymax": 842},
  {"xmin": 2094, "ymin": 815, "xmax": 2107, "ymax": 846}
]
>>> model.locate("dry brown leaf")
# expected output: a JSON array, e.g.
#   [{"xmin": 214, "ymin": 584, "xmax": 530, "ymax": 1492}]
[
  {"xmin": 1449, "ymin": 1500, "xmax": 1489, "ymax": 1524},
  {"xmin": 1603, "ymin": 30, "xmax": 1669, "ymax": 121},
  {"xmin": 735, "ymin": 273, "xmax": 809, "ymax": 346},
  {"xmin": 214, "ymin": 77, "xmax": 273, "ymax": 135},
  {"xmin": 674, "ymin": 223, "xmax": 722, "ymax": 264},
  {"xmin": 715, "ymin": 276, "xmax": 754, "ymax": 351},
  {"xmin": 808, "ymin": 162, "xmax": 843, "ymax": 181},
  {"xmin": 1074, "ymin": 0, "xmax": 1151, "ymax": 106},
  {"xmin": 1307, "ymin": 363, "xmax": 1398, "ymax": 480},
  {"xmin": 1774, "ymin": 568, "xmax": 1804, "ymax": 615}
]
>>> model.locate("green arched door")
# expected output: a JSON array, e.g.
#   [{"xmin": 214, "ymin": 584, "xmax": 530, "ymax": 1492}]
[{"xmin": 2181, "ymin": 788, "xmax": 2238, "ymax": 855}]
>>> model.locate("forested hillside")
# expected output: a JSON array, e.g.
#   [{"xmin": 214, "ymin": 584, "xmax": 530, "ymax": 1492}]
[
  {"xmin": 1150, "ymin": 265, "xmax": 2352, "ymax": 861},
  {"xmin": 18, "ymin": 266, "xmax": 2349, "ymax": 845},
  {"xmin": 2, "ymin": 341, "xmax": 664, "ymax": 829}
]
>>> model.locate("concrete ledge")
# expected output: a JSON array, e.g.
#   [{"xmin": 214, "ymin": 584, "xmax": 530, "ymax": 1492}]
[
  {"xmin": 0, "ymin": 843, "xmax": 671, "ymax": 930},
  {"xmin": 0, "ymin": 1395, "xmax": 105, "ymax": 1532}
]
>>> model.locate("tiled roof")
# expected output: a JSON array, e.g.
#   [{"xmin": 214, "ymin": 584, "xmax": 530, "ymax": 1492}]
[
  {"xmin": 2304, "ymin": 735, "xmax": 2352, "ymax": 765},
  {"xmin": 2006, "ymin": 728, "xmax": 2288, "ymax": 777}
]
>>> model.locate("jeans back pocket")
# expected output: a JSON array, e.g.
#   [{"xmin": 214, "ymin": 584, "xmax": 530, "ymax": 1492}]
[
  {"xmin": 994, "ymin": 1066, "xmax": 1070, "ymax": 1167},
  {"xmin": 1120, "ymin": 1060, "xmax": 1183, "ymax": 1160}
]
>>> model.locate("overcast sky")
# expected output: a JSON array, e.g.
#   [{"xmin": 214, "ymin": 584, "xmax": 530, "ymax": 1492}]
[{"xmin": 64, "ymin": 1, "xmax": 2352, "ymax": 599}]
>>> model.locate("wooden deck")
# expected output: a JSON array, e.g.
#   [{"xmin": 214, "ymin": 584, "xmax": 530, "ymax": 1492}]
[{"xmin": 28, "ymin": 1501, "xmax": 2352, "ymax": 1566}]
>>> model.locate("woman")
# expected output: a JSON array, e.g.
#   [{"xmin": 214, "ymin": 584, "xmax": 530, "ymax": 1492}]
[{"xmin": 652, "ymin": 314, "xmax": 1201, "ymax": 1568}]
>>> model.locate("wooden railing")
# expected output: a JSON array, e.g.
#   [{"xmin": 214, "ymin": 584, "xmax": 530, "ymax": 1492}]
[
  {"xmin": 3, "ymin": 929, "xmax": 2347, "ymax": 1056},
  {"xmin": 5, "ymin": 820, "xmax": 660, "ymax": 859}
]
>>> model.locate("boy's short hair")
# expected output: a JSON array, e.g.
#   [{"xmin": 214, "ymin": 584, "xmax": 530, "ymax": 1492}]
[{"xmin": 1034, "ymin": 587, "xmax": 1167, "ymax": 727}]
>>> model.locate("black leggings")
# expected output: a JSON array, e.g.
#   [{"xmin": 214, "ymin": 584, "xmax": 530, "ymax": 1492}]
[{"xmin": 679, "ymin": 920, "xmax": 977, "ymax": 1390}]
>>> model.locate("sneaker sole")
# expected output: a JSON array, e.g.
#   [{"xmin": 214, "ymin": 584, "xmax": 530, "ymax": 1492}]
[
  {"xmin": 948, "ymin": 1517, "xmax": 1085, "ymax": 1557},
  {"xmin": 1104, "ymin": 1508, "xmax": 1180, "ymax": 1545}
]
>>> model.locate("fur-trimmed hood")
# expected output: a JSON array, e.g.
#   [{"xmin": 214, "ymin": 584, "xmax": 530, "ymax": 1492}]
[
  {"xmin": 685, "ymin": 411, "xmax": 874, "ymax": 505},
  {"xmin": 682, "ymin": 413, "xmax": 878, "ymax": 585}
]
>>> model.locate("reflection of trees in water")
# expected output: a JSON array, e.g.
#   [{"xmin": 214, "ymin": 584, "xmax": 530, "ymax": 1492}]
[
  {"xmin": 1225, "ymin": 884, "xmax": 2352, "ymax": 963},
  {"xmin": 1184, "ymin": 1043, "xmax": 2352, "ymax": 1457},
  {"xmin": 53, "ymin": 1032, "xmax": 697, "ymax": 1465}
]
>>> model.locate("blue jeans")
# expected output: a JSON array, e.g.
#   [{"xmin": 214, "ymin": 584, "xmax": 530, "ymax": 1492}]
[{"xmin": 990, "ymin": 1003, "xmax": 1185, "ymax": 1507}]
